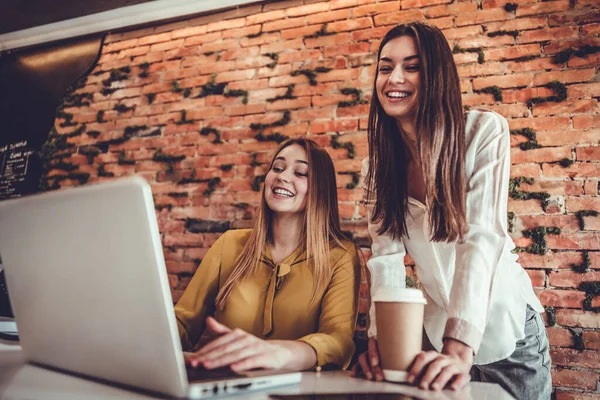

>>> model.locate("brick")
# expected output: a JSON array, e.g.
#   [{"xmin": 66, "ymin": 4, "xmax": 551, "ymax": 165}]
[
  {"xmin": 565, "ymin": 197, "xmax": 600, "ymax": 213},
  {"xmin": 583, "ymin": 331, "xmax": 600, "ymax": 350},
  {"xmin": 324, "ymin": 42, "xmax": 371, "ymax": 58},
  {"xmin": 240, "ymin": 33, "xmax": 279, "ymax": 48},
  {"xmin": 138, "ymin": 32, "xmax": 172, "ymax": 46},
  {"xmin": 260, "ymin": 38, "xmax": 304, "ymax": 54},
  {"xmin": 472, "ymin": 73, "xmax": 532, "ymax": 90},
  {"xmin": 353, "ymin": 2, "xmax": 399, "ymax": 17},
  {"xmin": 206, "ymin": 17, "xmax": 246, "ymax": 33},
  {"xmin": 537, "ymin": 289, "xmax": 585, "ymax": 308},
  {"xmin": 549, "ymin": 9, "xmax": 600, "ymax": 27},
  {"xmin": 551, "ymin": 348, "xmax": 600, "ymax": 369},
  {"xmin": 266, "ymin": 97, "xmax": 311, "ymax": 111},
  {"xmin": 331, "ymin": 0, "xmax": 358, "ymax": 9},
  {"xmin": 584, "ymin": 180, "xmax": 598, "ymax": 195},
  {"xmin": 458, "ymin": 35, "xmax": 516, "ymax": 49},
  {"xmin": 486, "ymin": 17, "xmax": 547, "ymax": 32},
  {"xmin": 328, "ymin": 18, "xmax": 373, "ymax": 33},
  {"xmin": 568, "ymin": 53, "xmax": 600, "ymax": 68},
  {"xmin": 533, "ymin": 69, "xmax": 597, "ymax": 86},
  {"xmin": 197, "ymin": 61, "xmax": 236, "ymax": 75},
  {"xmin": 519, "ymin": 26, "xmax": 579, "ymax": 44},
  {"xmin": 487, "ymin": 104, "xmax": 529, "ymax": 118},
  {"xmin": 504, "ymin": 57, "xmax": 558, "ymax": 73},
  {"xmin": 215, "ymin": 69, "xmax": 256, "ymax": 83},
  {"xmin": 455, "ymin": 8, "xmax": 511, "ymax": 27},
  {"xmin": 516, "ymin": 1, "xmax": 570, "ymax": 17},
  {"xmin": 543, "ymin": 163, "xmax": 600, "ymax": 179},
  {"xmin": 263, "ymin": 16, "xmax": 305, "ymax": 33},
  {"xmin": 315, "ymin": 68, "xmax": 361, "ymax": 83},
  {"xmin": 442, "ymin": 25, "xmax": 482, "ymax": 40},
  {"xmin": 286, "ymin": 2, "xmax": 330, "ymax": 17},
  {"xmin": 527, "ymin": 269, "xmax": 546, "ymax": 287},
  {"xmin": 427, "ymin": 16, "xmax": 454, "ymax": 30},
  {"xmin": 246, "ymin": 10, "xmax": 286, "ymax": 25},
  {"xmin": 281, "ymin": 25, "xmax": 324, "ymax": 40},
  {"xmin": 310, "ymin": 119, "xmax": 359, "ymax": 134},
  {"xmin": 222, "ymin": 25, "xmax": 262, "ymax": 39},
  {"xmin": 573, "ymin": 115, "xmax": 600, "ymax": 130},
  {"xmin": 509, "ymin": 163, "xmax": 542, "ymax": 177},
  {"xmin": 577, "ymin": 147, "xmax": 600, "ymax": 161},
  {"xmin": 551, "ymin": 369, "xmax": 598, "ymax": 391},
  {"xmin": 547, "ymin": 327, "xmax": 575, "ymax": 347},
  {"xmin": 518, "ymin": 252, "xmax": 589, "ymax": 270},
  {"xmin": 171, "ymin": 25, "xmax": 208, "ymax": 39},
  {"xmin": 544, "ymin": 38, "xmax": 600, "ymax": 56},
  {"xmin": 221, "ymin": 46, "xmax": 261, "ymax": 61},
  {"xmin": 508, "ymin": 116, "xmax": 570, "ymax": 131},
  {"xmin": 556, "ymin": 309, "xmax": 600, "ymax": 329},
  {"xmin": 508, "ymin": 199, "xmax": 543, "ymax": 214},
  {"xmin": 200, "ymin": 39, "xmax": 240, "ymax": 54},
  {"xmin": 533, "ymin": 100, "xmax": 597, "ymax": 117},
  {"xmin": 306, "ymin": 9, "xmax": 350, "ymax": 25},
  {"xmin": 104, "ymin": 38, "xmax": 139, "ymax": 53},
  {"xmin": 550, "ymin": 271, "xmax": 600, "ymax": 288},
  {"xmin": 511, "ymin": 146, "xmax": 572, "ymax": 164},
  {"xmin": 462, "ymin": 93, "xmax": 496, "ymax": 106},
  {"xmin": 583, "ymin": 23, "xmax": 600, "ymax": 36},
  {"xmin": 374, "ymin": 10, "xmax": 425, "ymax": 26},
  {"xmin": 485, "ymin": 44, "xmax": 541, "ymax": 61},
  {"xmin": 537, "ymin": 130, "xmax": 600, "ymax": 147},
  {"xmin": 518, "ymin": 215, "xmax": 579, "ymax": 232},
  {"xmin": 545, "ymin": 232, "xmax": 600, "ymax": 250}
]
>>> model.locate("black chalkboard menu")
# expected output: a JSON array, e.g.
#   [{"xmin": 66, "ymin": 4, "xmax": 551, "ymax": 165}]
[{"xmin": 0, "ymin": 140, "xmax": 37, "ymax": 200}]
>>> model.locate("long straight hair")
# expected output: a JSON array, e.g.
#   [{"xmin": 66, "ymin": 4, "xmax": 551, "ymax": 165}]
[
  {"xmin": 366, "ymin": 22, "xmax": 467, "ymax": 242},
  {"xmin": 215, "ymin": 138, "xmax": 348, "ymax": 309}
]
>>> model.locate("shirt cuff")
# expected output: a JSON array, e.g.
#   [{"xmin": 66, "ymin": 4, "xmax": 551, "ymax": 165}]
[
  {"xmin": 297, "ymin": 334, "xmax": 348, "ymax": 370},
  {"xmin": 443, "ymin": 318, "xmax": 482, "ymax": 354}
]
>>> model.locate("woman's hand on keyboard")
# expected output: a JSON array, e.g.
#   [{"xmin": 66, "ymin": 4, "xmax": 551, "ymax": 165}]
[{"xmin": 186, "ymin": 317, "xmax": 294, "ymax": 372}]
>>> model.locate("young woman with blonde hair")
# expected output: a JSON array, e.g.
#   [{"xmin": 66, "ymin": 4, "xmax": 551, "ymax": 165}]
[
  {"xmin": 351, "ymin": 22, "xmax": 551, "ymax": 399},
  {"xmin": 175, "ymin": 137, "xmax": 360, "ymax": 372}
]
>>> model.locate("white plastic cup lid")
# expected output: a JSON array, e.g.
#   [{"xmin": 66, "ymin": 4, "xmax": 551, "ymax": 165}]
[{"xmin": 373, "ymin": 287, "xmax": 427, "ymax": 304}]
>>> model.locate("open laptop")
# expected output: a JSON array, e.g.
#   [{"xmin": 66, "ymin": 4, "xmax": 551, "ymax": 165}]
[{"xmin": 0, "ymin": 176, "xmax": 301, "ymax": 398}]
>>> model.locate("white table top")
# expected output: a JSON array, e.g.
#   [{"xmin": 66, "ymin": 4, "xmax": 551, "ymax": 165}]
[{"xmin": 0, "ymin": 346, "xmax": 513, "ymax": 400}]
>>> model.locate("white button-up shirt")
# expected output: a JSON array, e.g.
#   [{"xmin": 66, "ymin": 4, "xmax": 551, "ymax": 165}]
[{"xmin": 363, "ymin": 109, "xmax": 543, "ymax": 365}]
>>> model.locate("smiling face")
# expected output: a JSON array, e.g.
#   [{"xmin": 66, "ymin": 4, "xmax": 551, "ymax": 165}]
[
  {"xmin": 264, "ymin": 144, "xmax": 309, "ymax": 216},
  {"xmin": 375, "ymin": 35, "xmax": 421, "ymax": 126}
]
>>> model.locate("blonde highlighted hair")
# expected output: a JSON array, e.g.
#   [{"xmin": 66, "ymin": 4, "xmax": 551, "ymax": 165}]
[{"xmin": 215, "ymin": 138, "xmax": 348, "ymax": 310}]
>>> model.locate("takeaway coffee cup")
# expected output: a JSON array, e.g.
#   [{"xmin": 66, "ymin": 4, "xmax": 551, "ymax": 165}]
[{"xmin": 374, "ymin": 287, "xmax": 427, "ymax": 383}]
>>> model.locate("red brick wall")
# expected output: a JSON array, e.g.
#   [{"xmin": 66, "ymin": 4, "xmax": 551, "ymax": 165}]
[{"xmin": 46, "ymin": 0, "xmax": 598, "ymax": 396}]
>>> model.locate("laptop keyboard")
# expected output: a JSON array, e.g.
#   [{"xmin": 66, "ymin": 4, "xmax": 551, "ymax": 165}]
[{"xmin": 186, "ymin": 366, "xmax": 244, "ymax": 382}]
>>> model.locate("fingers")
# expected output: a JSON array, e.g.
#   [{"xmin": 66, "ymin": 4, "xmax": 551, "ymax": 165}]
[
  {"xmin": 450, "ymin": 372, "xmax": 471, "ymax": 391},
  {"xmin": 407, "ymin": 351, "xmax": 439, "ymax": 384},
  {"xmin": 203, "ymin": 341, "xmax": 258, "ymax": 369},
  {"xmin": 188, "ymin": 330, "xmax": 244, "ymax": 367},
  {"xmin": 367, "ymin": 338, "xmax": 384, "ymax": 381},
  {"xmin": 205, "ymin": 316, "xmax": 231, "ymax": 336},
  {"xmin": 422, "ymin": 359, "xmax": 454, "ymax": 391},
  {"xmin": 358, "ymin": 352, "xmax": 374, "ymax": 380},
  {"xmin": 231, "ymin": 352, "xmax": 273, "ymax": 372}
]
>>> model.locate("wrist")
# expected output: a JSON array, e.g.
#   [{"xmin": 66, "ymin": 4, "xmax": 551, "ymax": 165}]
[{"xmin": 442, "ymin": 338, "xmax": 473, "ymax": 363}]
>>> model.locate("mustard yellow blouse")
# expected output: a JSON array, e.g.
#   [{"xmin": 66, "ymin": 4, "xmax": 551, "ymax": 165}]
[{"xmin": 174, "ymin": 229, "xmax": 360, "ymax": 369}]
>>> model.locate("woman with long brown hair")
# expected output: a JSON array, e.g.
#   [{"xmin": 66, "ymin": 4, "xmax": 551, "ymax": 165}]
[
  {"xmin": 351, "ymin": 22, "xmax": 551, "ymax": 399},
  {"xmin": 175, "ymin": 137, "xmax": 360, "ymax": 372}
]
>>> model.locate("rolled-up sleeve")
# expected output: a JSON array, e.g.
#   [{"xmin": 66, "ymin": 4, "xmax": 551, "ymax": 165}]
[
  {"xmin": 298, "ymin": 247, "xmax": 360, "ymax": 369},
  {"xmin": 361, "ymin": 158, "xmax": 407, "ymax": 338},
  {"xmin": 174, "ymin": 233, "xmax": 225, "ymax": 350},
  {"xmin": 444, "ymin": 113, "xmax": 512, "ymax": 354}
]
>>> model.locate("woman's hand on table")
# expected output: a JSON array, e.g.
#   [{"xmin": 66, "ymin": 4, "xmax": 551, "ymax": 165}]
[
  {"xmin": 185, "ymin": 317, "xmax": 293, "ymax": 372},
  {"xmin": 408, "ymin": 338, "xmax": 473, "ymax": 391},
  {"xmin": 350, "ymin": 337, "xmax": 384, "ymax": 381}
]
